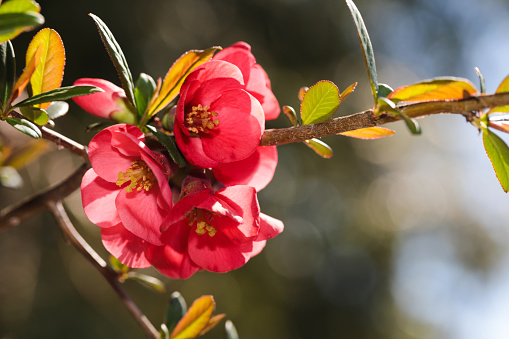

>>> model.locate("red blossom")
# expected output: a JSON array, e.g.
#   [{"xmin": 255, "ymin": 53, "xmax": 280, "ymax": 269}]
[
  {"xmin": 72, "ymin": 78, "xmax": 137, "ymax": 124},
  {"xmin": 174, "ymin": 60, "xmax": 265, "ymax": 168},
  {"xmin": 148, "ymin": 175, "xmax": 284, "ymax": 277},
  {"xmin": 81, "ymin": 124, "xmax": 173, "ymax": 267},
  {"xmin": 213, "ymin": 41, "xmax": 280, "ymax": 120},
  {"xmin": 212, "ymin": 146, "xmax": 278, "ymax": 192}
]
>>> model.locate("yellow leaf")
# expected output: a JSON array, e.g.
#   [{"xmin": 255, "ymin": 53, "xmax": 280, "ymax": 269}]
[
  {"xmin": 147, "ymin": 47, "xmax": 220, "ymax": 117},
  {"xmin": 388, "ymin": 77, "xmax": 478, "ymax": 103},
  {"xmin": 26, "ymin": 28, "xmax": 65, "ymax": 109},
  {"xmin": 198, "ymin": 314, "xmax": 226, "ymax": 336},
  {"xmin": 170, "ymin": 295, "xmax": 215, "ymax": 339},
  {"xmin": 9, "ymin": 44, "xmax": 42, "ymax": 104},
  {"xmin": 340, "ymin": 126, "xmax": 395, "ymax": 139},
  {"xmin": 340, "ymin": 82, "xmax": 357, "ymax": 102},
  {"xmin": 488, "ymin": 74, "xmax": 509, "ymax": 114}
]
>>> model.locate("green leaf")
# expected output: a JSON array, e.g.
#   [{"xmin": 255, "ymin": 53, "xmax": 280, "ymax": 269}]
[
  {"xmin": 146, "ymin": 125, "xmax": 186, "ymax": 168},
  {"xmin": 13, "ymin": 85, "xmax": 102, "ymax": 107},
  {"xmin": 300, "ymin": 80, "xmax": 340, "ymax": 125},
  {"xmin": 483, "ymin": 128, "xmax": 509, "ymax": 192},
  {"xmin": 0, "ymin": 40, "xmax": 15, "ymax": 112},
  {"xmin": 109, "ymin": 255, "xmax": 130, "ymax": 274},
  {"xmin": 345, "ymin": 0, "xmax": 378, "ymax": 103},
  {"xmin": 165, "ymin": 292, "xmax": 187, "ymax": 335},
  {"xmin": 0, "ymin": 12, "xmax": 43, "ymax": 35},
  {"xmin": 45, "ymin": 101, "xmax": 68, "ymax": 119},
  {"xmin": 89, "ymin": 13, "xmax": 136, "ymax": 109},
  {"xmin": 19, "ymin": 105, "xmax": 48, "ymax": 125},
  {"xmin": 377, "ymin": 83, "xmax": 393, "ymax": 99},
  {"xmin": 0, "ymin": 0, "xmax": 42, "ymax": 43},
  {"xmin": 303, "ymin": 138, "xmax": 333, "ymax": 158},
  {"xmin": 225, "ymin": 320, "xmax": 239, "ymax": 339},
  {"xmin": 475, "ymin": 67, "xmax": 486, "ymax": 94},
  {"xmin": 124, "ymin": 271, "xmax": 165, "ymax": 293},
  {"xmin": 6, "ymin": 116, "xmax": 41, "ymax": 138},
  {"xmin": 134, "ymin": 72, "xmax": 156, "ymax": 118},
  {"xmin": 282, "ymin": 105, "xmax": 299, "ymax": 126},
  {"xmin": 377, "ymin": 97, "xmax": 421, "ymax": 135}
]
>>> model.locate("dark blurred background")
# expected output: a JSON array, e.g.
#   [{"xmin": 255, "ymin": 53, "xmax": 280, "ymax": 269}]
[{"xmin": 2, "ymin": 0, "xmax": 509, "ymax": 338}]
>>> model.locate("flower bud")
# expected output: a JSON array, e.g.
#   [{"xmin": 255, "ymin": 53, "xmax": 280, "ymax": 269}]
[{"xmin": 72, "ymin": 78, "xmax": 137, "ymax": 124}]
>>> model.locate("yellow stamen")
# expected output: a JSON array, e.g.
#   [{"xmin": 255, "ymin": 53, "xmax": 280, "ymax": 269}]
[
  {"xmin": 185, "ymin": 104, "xmax": 220, "ymax": 135},
  {"xmin": 116, "ymin": 160, "xmax": 156, "ymax": 193},
  {"xmin": 185, "ymin": 208, "xmax": 217, "ymax": 237}
]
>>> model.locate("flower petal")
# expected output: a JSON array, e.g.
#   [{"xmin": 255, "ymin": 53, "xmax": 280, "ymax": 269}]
[
  {"xmin": 174, "ymin": 125, "xmax": 218, "ymax": 168},
  {"xmin": 246, "ymin": 64, "xmax": 280, "ymax": 120},
  {"xmin": 72, "ymin": 78, "xmax": 126, "ymax": 119},
  {"xmin": 188, "ymin": 228, "xmax": 249, "ymax": 273},
  {"xmin": 215, "ymin": 185, "xmax": 259, "ymax": 238},
  {"xmin": 202, "ymin": 89, "xmax": 264, "ymax": 163},
  {"xmin": 257, "ymin": 213, "xmax": 284, "ymax": 241},
  {"xmin": 146, "ymin": 244, "xmax": 200, "ymax": 279},
  {"xmin": 116, "ymin": 187, "xmax": 165, "ymax": 246},
  {"xmin": 101, "ymin": 224, "xmax": 152, "ymax": 268},
  {"xmin": 185, "ymin": 60, "xmax": 244, "ymax": 86},
  {"xmin": 81, "ymin": 168, "xmax": 121, "ymax": 227},
  {"xmin": 212, "ymin": 146, "xmax": 278, "ymax": 191},
  {"xmin": 88, "ymin": 124, "xmax": 144, "ymax": 182}
]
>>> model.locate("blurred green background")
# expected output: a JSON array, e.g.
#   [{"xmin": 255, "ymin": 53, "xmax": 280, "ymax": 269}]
[{"xmin": 2, "ymin": 0, "xmax": 509, "ymax": 338}]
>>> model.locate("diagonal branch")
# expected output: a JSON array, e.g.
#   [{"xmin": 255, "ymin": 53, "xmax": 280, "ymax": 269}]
[
  {"xmin": 260, "ymin": 92, "xmax": 509, "ymax": 146},
  {"xmin": 48, "ymin": 201, "xmax": 159, "ymax": 339},
  {"xmin": 0, "ymin": 163, "xmax": 90, "ymax": 232}
]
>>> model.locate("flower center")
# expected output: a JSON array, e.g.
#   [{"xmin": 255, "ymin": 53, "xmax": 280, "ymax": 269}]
[
  {"xmin": 185, "ymin": 207, "xmax": 217, "ymax": 237},
  {"xmin": 184, "ymin": 104, "xmax": 220, "ymax": 135},
  {"xmin": 116, "ymin": 160, "xmax": 156, "ymax": 193}
]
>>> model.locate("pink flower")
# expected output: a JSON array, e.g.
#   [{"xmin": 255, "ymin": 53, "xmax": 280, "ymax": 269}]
[
  {"xmin": 212, "ymin": 146, "xmax": 278, "ymax": 192},
  {"xmin": 81, "ymin": 124, "xmax": 173, "ymax": 267},
  {"xmin": 213, "ymin": 42, "xmax": 280, "ymax": 120},
  {"xmin": 174, "ymin": 60, "xmax": 265, "ymax": 168},
  {"xmin": 149, "ymin": 175, "xmax": 284, "ymax": 277},
  {"xmin": 73, "ymin": 78, "xmax": 137, "ymax": 124}
]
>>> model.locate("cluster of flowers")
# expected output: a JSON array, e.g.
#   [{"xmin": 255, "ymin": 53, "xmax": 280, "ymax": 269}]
[{"xmin": 75, "ymin": 43, "xmax": 284, "ymax": 279}]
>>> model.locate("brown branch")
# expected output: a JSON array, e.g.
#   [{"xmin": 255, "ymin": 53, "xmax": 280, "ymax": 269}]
[
  {"xmin": 9, "ymin": 111, "xmax": 88, "ymax": 159},
  {"xmin": 41, "ymin": 126, "xmax": 88, "ymax": 159},
  {"xmin": 48, "ymin": 201, "xmax": 159, "ymax": 339},
  {"xmin": 0, "ymin": 163, "xmax": 90, "ymax": 232},
  {"xmin": 260, "ymin": 92, "xmax": 509, "ymax": 146}
]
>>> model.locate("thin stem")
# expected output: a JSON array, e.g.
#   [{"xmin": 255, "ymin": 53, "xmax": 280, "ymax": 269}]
[
  {"xmin": 48, "ymin": 201, "xmax": 159, "ymax": 339},
  {"xmin": 260, "ymin": 92, "xmax": 509, "ymax": 146},
  {"xmin": 41, "ymin": 126, "xmax": 88, "ymax": 159},
  {"xmin": 0, "ymin": 163, "xmax": 90, "ymax": 232},
  {"xmin": 8, "ymin": 111, "xmax": 89, "ymax": 159}
]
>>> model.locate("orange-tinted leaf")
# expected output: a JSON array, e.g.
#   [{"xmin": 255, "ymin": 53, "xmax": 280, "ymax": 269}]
[
  {"xmin": 148, "ymin": 47, "xmax": 220, "ymax": 117},
  {"xmin": 9, "ymin": 44, "xmax": 42, "ymax": 104},
  {"xmin": 198, "ymin": 314, "xmax": 226, "ymax": 336},
  {"xmin": 388, "ymin": 77, "xmax": 478, "ymax": 104},
  {"xmin": 170, "ymin": 295, "xmax": 215, "ymax": 339},
  {"xmin": 26, "ymin": 28, "xmax": 65, "ymax": 109},
  {"xmin": 340, "ymin": 82, "xmax": 357, "ymax": 102},
  {"xmin": 489, "ymin": 74, "xmax": 509, "ymax": 114},
  {"xmin": 340, "ymin": 126, "xmax": 395, "ymax": 139}
]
